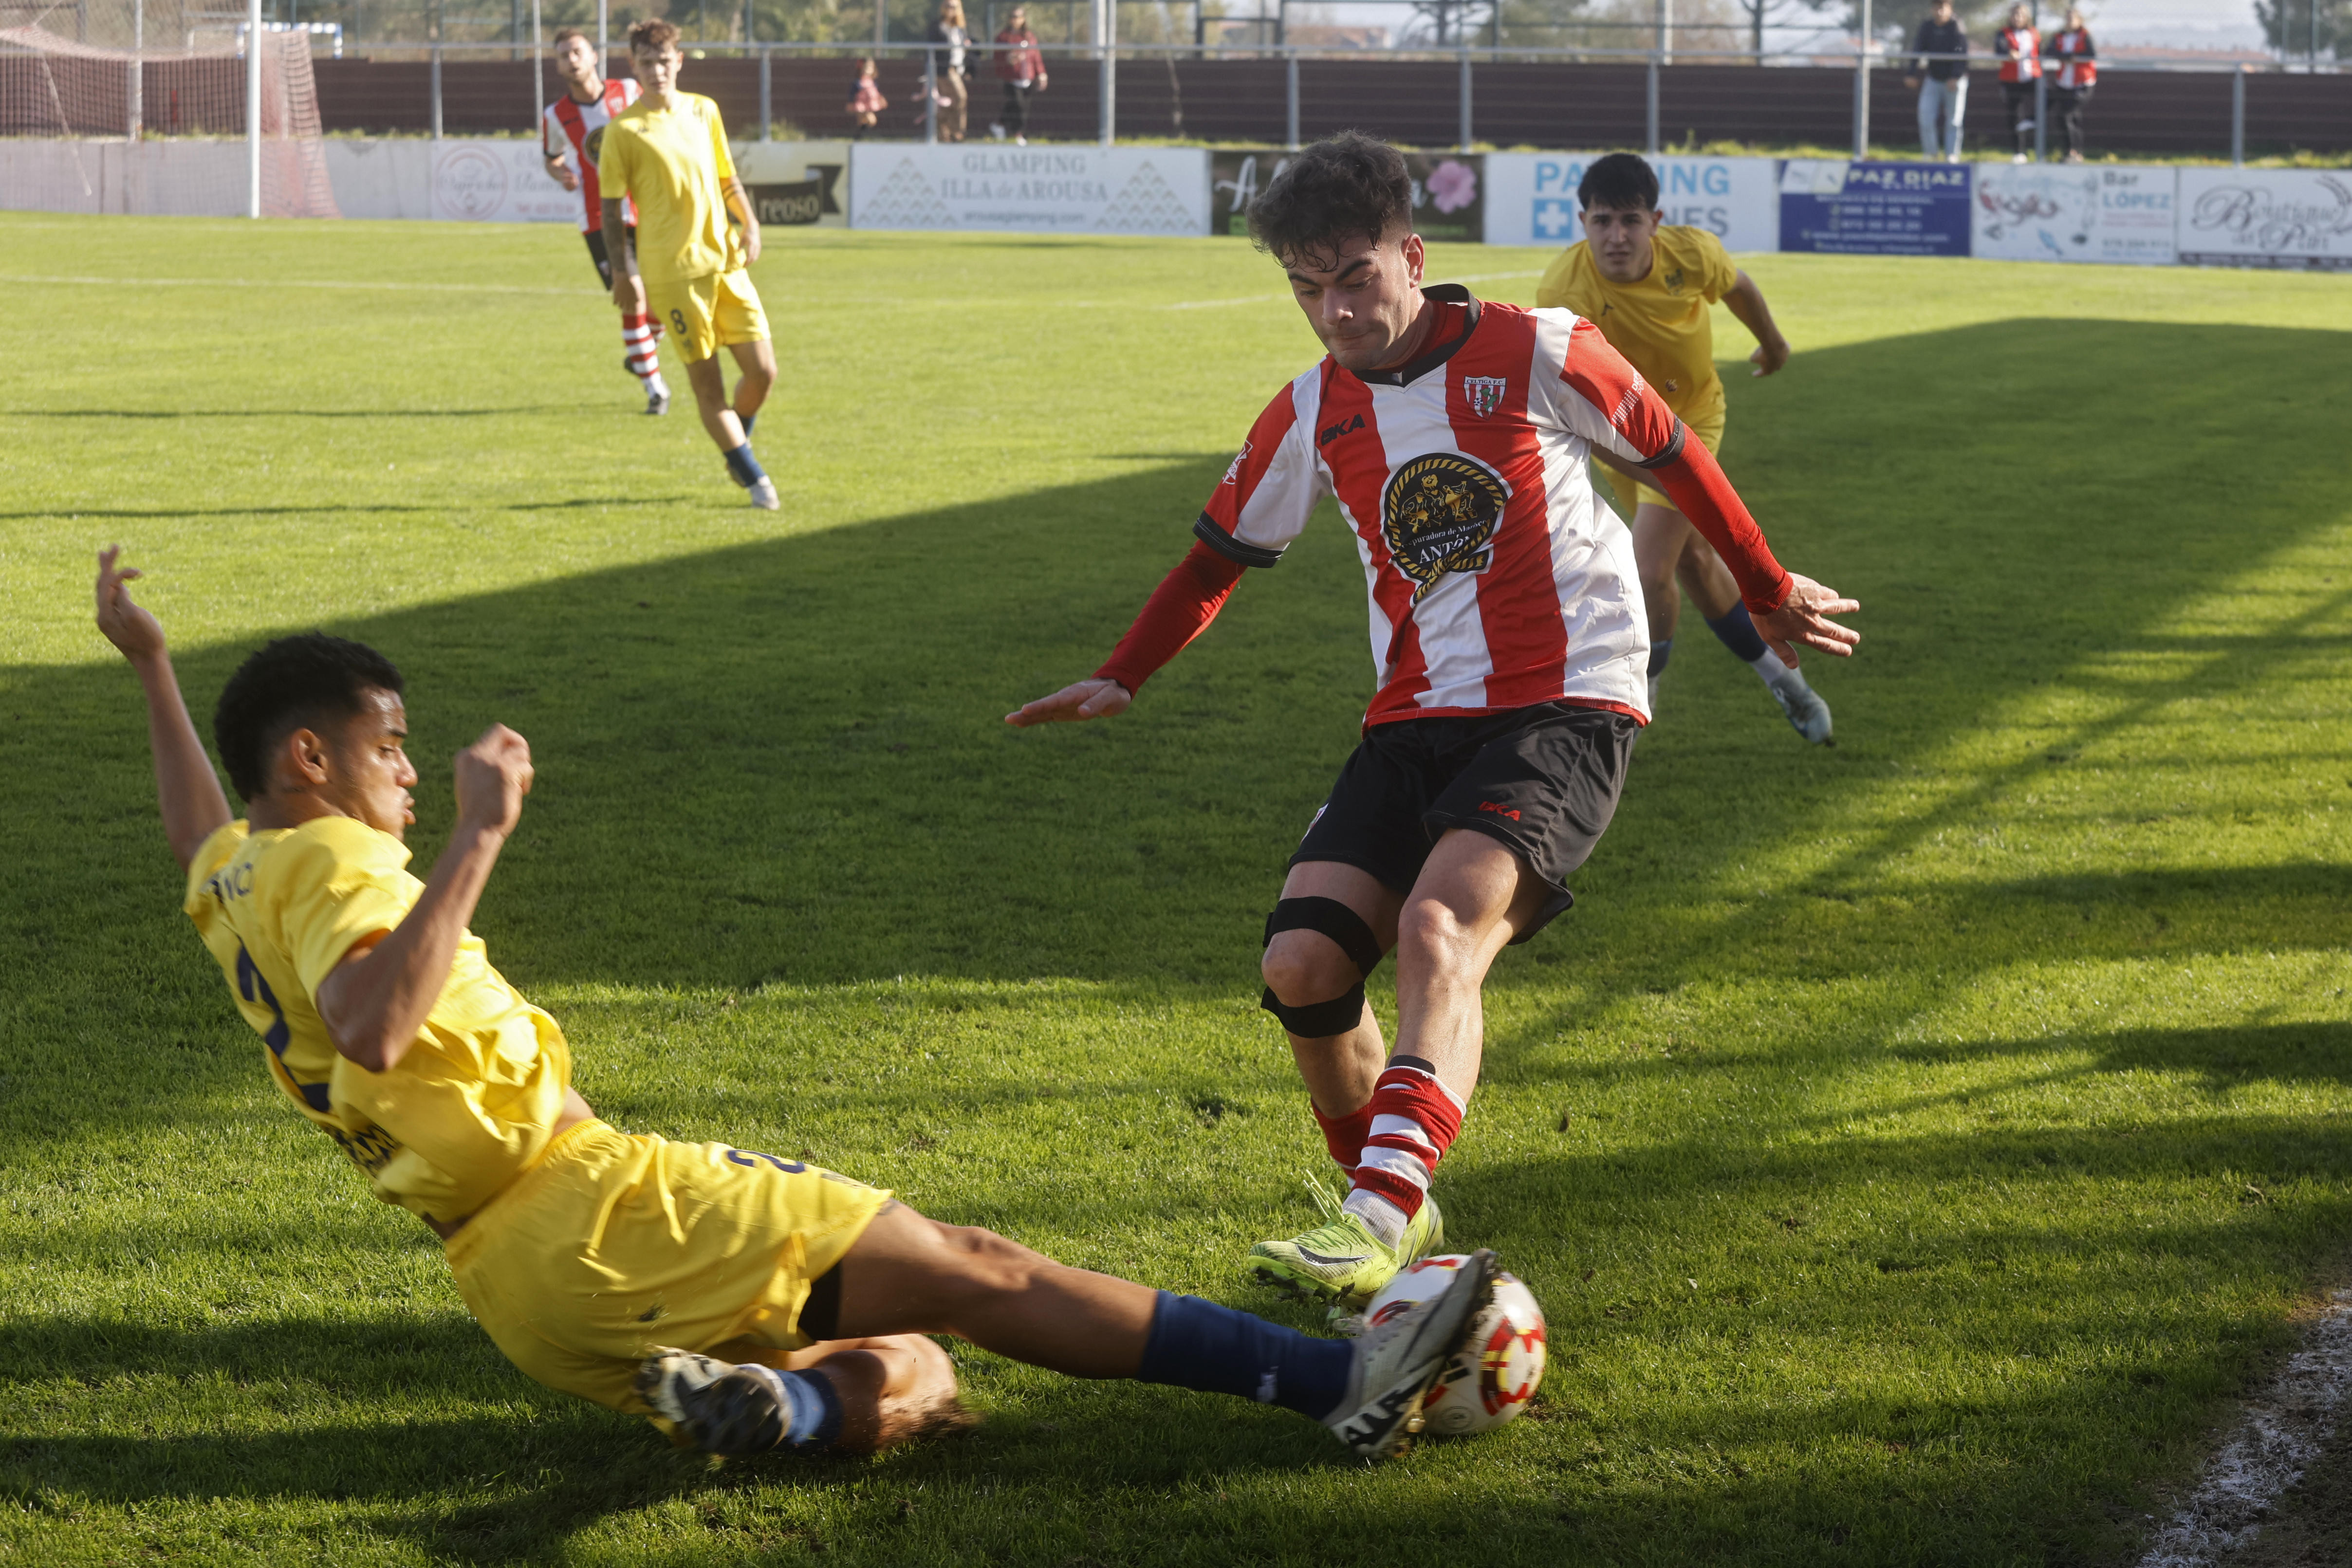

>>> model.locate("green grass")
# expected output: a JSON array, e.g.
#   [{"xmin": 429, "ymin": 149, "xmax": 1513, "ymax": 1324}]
[{"xmin": 3, "ymin": 216, "xmax": 2351, "ymax": 1566}]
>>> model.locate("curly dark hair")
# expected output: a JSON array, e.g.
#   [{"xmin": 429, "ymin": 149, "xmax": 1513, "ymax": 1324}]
[
  {"xmin": 1245, "ymin": 131, "xmax": 1414, "ymax": 263},
  {"xmin": 213, "ymin": 633, "xmax": 406, "ymax": 803},
  {"xmin": 1577, "ymin": 152, "xmax": 1660, "ymax": 213},
  {"xmin": 627, "ymin": 16, "xmax": 679, "ymax": 52}
]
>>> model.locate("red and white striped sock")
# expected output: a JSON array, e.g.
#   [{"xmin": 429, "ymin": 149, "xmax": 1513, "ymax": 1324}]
[
  {"xmin": 621, "ymin": 313, "xmax": 667, "ymax": 397},
  {"xmin": 1341, "ymin": 1056, "xmax": 1465, "ymax": 1247},
  {"xmin": 1310, "ymin": 1100, "xmax": 1374, "ymax": 1179}
]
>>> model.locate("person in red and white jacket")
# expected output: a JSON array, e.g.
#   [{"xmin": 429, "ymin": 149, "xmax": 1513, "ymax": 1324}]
[
  {"xmin": 2047, "ymin": 8, "xmax": 2097, "ymax": 163},
  {"xmin": 1007, "ymin": 134, "xmax": 1859, "ymax": 1309},
  {"xmin": 541, "ymin": 26, "xmax": 668, "ymax": 415},
  {"xmin": 1993, "ymin": 3, "xmax": 2042, "ymax": 163}
]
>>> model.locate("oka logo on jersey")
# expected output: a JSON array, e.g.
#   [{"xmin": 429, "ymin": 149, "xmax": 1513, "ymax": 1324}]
[{"xmin": 1318, "ymin": 412, "xmax": 1365, "ymax": 448}]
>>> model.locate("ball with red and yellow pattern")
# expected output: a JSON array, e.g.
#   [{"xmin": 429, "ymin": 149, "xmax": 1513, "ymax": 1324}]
[{"xmin": 1362, "ymin": 1254, "xmax": 1547, "ymax": 1435}]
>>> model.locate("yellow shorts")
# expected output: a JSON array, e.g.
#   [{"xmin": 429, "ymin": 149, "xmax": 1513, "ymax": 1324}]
[
  {"xmin": 444, "ymin": 1120, "xmax": 889, "ymax": 1422},
  {"xmin": 1603, "ymin": 401, "xmax": 1726, "ymax": 517},
  {"xmin": 645, "ymin": 268, "xmax": 769, "ymax": 364}
]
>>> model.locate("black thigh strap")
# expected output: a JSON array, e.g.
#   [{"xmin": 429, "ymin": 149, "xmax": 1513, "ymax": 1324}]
[
  {"xmin": 1263, "ymin": 896, "xmax": 1384, "ymax": 978},
  {"xmin": 800, "ymin": 1262, "xmax": 843, "ymax": 1342}
]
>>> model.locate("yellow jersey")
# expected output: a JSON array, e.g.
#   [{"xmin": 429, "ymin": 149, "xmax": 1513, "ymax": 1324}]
[
  {"xmin": 596, "ymin": 91, "xmax": 741, "ymax": 285},
  {"xmin": 183, "ymin": 817, "xmax": 572, "ymax": 1224},
  {"xmin": 1534, "ymin": 225, "xmax": 1741, "ymax": 427}
]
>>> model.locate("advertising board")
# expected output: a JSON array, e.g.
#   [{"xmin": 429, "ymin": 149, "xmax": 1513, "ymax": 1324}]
[
  {"xmin": 1211, "ymin": 148, "xmax": 1484, "ymax": 242},
  {"xmin": 1971, "ymin": 163, "xmax": 2177, "ymax": 266},
  {"xmin": 850, "ymin": 144, "xmax": 1208, "ymax": 235},
  {"xmin": 2177, "ymin": 168, "xmax": 2352, "ymax": 272},
  {"xmin": 734, "ymin": 141, "xmax": 852, "ymax": 228},
  {"xmin": 1483, "ymin": 154, "xmax": 1778, "ymax": 253},
  {"xmin": 1779, "ymin": 160, "xmax": 1971, "ymax": 257}
]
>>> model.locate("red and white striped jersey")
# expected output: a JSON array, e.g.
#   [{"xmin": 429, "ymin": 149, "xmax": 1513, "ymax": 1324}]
[
  {"xmin": 2050, "ymin": 28, "xmax": 2096, "ymax": 89},
  {"xmin": 541, "ymin": 77, "xmax": 641, "ymax": 233},
  {"xmin": 1197, "ymin": 287, "xmax": 1679, "ymax": 727}
]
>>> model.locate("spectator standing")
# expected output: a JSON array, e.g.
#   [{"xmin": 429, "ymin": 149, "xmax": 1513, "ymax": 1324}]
[
  {"xmin": 2047, "ymin": 8, "xmax": 2096, "ymax": 163},
  {"xmin": 929, "ymin": 0, "xmax": 972, "ymax": 142},
  {"xmin": 846, "ymin": 57, "xmax": 888, "ymax": 140},
  {"xmin": 1906, "ymin": 0, "xmax": 1970, "ymax": 163},
  {"xmin": 991, "ymin": 6, "xmax": 1047, "ymax": 146},
  {"xmin": 1993, "ymin": 3, "xmax": 2041, "ymax": 163}
]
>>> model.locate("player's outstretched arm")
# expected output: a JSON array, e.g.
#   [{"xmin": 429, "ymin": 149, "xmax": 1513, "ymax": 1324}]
[
  {"xmin": 1723, "ymin": 270, "xmax": 1790, "ymax": 378},
  {"xmin": 1004, "ymin": 540, "xmax": 1247, "ymax": 727},
  {"xmin": 94, "ymin": 547, "xmax": 233, "ymax": 872},
  {"xmin": 314, "ymin": 725, "xmax": 533, "ymax": 1074}
]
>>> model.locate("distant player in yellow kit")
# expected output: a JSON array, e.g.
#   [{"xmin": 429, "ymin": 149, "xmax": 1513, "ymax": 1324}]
[
  {"xmin": 1537, "ymin": 152, "xmax": 1833, "ymax": 744},
  {"xmin": 89, "ymin": 546, "xmax": 1503, "ymax": 1464},
  {"xmin": 598, "ymin": 17, "xmax": 779, "ymax": 511}
]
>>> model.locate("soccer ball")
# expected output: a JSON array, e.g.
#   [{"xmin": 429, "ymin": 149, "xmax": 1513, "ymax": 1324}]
[{"xmin": 1362, "ymin": 1254, "xmax": 1547, "ymax": 1435}]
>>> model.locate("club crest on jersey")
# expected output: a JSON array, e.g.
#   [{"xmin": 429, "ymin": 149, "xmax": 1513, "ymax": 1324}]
[
  {"xmin": 1381, "ymin": 453, "xmax": 1509, "ymax": 603},
  {"xmin": 1462, "ymin": 376, "xmax": 1507, "ymax": 418},
  {"xmin": 585, "ymin": 126, "xmax": 607, "ymax": 161}
]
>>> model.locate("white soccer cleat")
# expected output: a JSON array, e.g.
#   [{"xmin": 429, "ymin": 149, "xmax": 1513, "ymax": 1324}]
[
  {"xmin": 635, "ymin": 1347, "xmax": 788, "ymax": 1455},
  {"xmin": 1769, "ymin": 669, "xmax": 1833, "ymax": 745},
  {"xmin": 749, "ymin": 477, "xmax": 780, "ymax": 511},
  {"xmin": 1323, "ymin": 1247, "xmax": 1497, "ymax": 1458},
  {"xmin": 645, "ymin": 387, "xmax": 670, "ymax": 416}
]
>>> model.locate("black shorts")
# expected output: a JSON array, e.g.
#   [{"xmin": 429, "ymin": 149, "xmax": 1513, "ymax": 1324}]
[
  {"xmin": 1291, "ymin": 702, "xmax": 1640, "ymax": 943},
  {"xmin": 584, "ymin": 224, "xmax": 636, "ymax": 289}
]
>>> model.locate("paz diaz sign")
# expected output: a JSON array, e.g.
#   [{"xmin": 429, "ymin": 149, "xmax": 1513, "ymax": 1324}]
[{"xmin": 849, "ymin": 146, "xmax": 1209, "ymax": 234}]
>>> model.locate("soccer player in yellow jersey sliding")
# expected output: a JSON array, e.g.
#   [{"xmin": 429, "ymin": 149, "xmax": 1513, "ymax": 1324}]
[
  {"xmin": 92, "ymin": 546, "xmax": 1500, "ymax": 1462},
  {"xmin": 597, "ymin": 18, "xmax": 779, "ymax": 510},
  {"xmin": 1536, "ymin": 152, "xmax": 1833, "ymax": 744}
]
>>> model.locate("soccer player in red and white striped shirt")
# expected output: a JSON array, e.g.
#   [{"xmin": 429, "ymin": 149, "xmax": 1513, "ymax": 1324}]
[
  {"xmin": 541, "ymin": 27, "xmax": 669, "ymax": 415},
  {"xmin": 1008, "ymin": 134, "xmax": 1860, "ymax": 1308}
]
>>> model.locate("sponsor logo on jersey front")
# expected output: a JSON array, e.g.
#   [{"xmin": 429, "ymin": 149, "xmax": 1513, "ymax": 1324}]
[
  {"xmin": 1381, "ymin": 453, "xmax": 1509, "ymax": 602},
  {"xmin": 1462, "ymin": 376, "xmax": 1507, "ymax": 418}
]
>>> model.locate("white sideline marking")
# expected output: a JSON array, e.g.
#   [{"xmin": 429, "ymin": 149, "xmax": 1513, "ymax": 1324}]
[
  {"xmin": 2136, "ymin": 1291, "xmax": 2352, "ymax": 1567},
  {"xmin": 0, "ymin": 272, "xmax": 580, "ymax": 295}
]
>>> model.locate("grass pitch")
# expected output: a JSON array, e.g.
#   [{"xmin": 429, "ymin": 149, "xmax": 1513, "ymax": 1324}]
[{"xmin": 3, "ymin": 214, "xmax": 2352, "ymax": 1567}]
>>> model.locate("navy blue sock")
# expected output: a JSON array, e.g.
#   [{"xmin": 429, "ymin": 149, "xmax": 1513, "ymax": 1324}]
[
  {"xmin": 741, "ymin": 411, "xmax": 757, "ymax": 436},
  {"xmin": 1135, "ymin": 1291, "xmax": 1351, "ymax": 1421},
  {"xmin": 1704, "ymin": 603, "xmax": 1770, "ymax": 664},
  {"xmin": 723, "ymin": 443, "xmax": 767, "ymax": 487},
  {"xmin": 1648, "ymin": 637, "xmax": 1674, "ymax": 677}
]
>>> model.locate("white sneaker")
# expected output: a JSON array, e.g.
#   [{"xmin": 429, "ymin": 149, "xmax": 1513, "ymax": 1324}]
[
  {"xmin": 749, "ymin": 477, "xmax": 780, "ymax": 511},
  {"xmin": 1014, "ymin": 133, "xmax": 1026, "ymax": 146},
  {"xmin": 1769, "ymin": 669, "xmax": 1833, "ymax": 745},
  {"xmin": 2012, "ymin": 152, "xmax": 2029, "ymax": 163},
  {"xmin": 1324, "ymin": 1248, "xmax": 1496, "ymax": 1458},
  {"xmin": 988, "ymin": 122, "xmax": 1005, "ymax": 140}
]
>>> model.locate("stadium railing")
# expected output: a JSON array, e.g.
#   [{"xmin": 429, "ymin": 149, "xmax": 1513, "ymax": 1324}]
[{"xmin": 284, "ymin": 40, "xmax": 2346, "ymax": 166}]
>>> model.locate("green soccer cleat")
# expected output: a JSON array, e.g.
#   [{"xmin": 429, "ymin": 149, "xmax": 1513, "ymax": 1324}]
[
  {"xmin": 1325, "ymin": 1247, "xmax": 1497, "ymax": 1458},
  {"xmin": 1246, "ymin": 1181, "xmax": 1444, "ymax": 1308}
]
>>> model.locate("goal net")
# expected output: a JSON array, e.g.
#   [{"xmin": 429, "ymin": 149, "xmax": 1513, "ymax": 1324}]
[{"xmin": 0, "ymin": 20, "xmax": 337, "ymax": 217}]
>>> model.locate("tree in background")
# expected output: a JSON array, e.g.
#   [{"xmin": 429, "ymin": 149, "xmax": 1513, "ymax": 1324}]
[{"xmin": 2256, "ymin": 0, "xmax": 2346, "ymax": 64}]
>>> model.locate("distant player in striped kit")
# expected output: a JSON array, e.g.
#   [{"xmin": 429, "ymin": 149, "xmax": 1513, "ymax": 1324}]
[
  {"xmin": 1008, "ymin": 135, "xmax": 1861, "ymax": 1308},
  {"xmin": 541, "ymin": 26, "xmax": 669, "ymax": 416}
]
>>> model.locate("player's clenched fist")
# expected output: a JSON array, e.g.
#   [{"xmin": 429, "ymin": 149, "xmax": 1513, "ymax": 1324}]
[{"xmin": 454, "ymin": 724, "xmax": 535, "ymax": 838}]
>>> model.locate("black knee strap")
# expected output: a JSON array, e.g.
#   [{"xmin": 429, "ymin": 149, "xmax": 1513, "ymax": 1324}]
[
  {"xmin": 1260, "ymin": 982, "xmax": 1368, "ymax": 1039},
  {"xmin": 1262, "ymin": 897, "xmax": 1384, "ymax": 977},
  {"xmin": 1259, "ymin": 897, "xmax": 1383, "ymax": 1038}
]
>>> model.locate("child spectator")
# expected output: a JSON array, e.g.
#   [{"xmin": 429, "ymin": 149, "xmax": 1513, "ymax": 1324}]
[
  {"xmin": 2047, "ymin": 8, "xmax": 2096, "ymax": 163},
  {"xmin": 1993, "ymin": 3, "xmax": 2041, "ymax": 163},
  {"xmin": 846, "ymin": 58, "xmax": 888, "ymax": 140}
]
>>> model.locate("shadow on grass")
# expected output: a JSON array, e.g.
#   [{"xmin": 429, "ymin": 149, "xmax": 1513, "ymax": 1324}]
[{"xmin": 5, "ymin": 317, "xmax": 2352, "ymax": 1562}]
